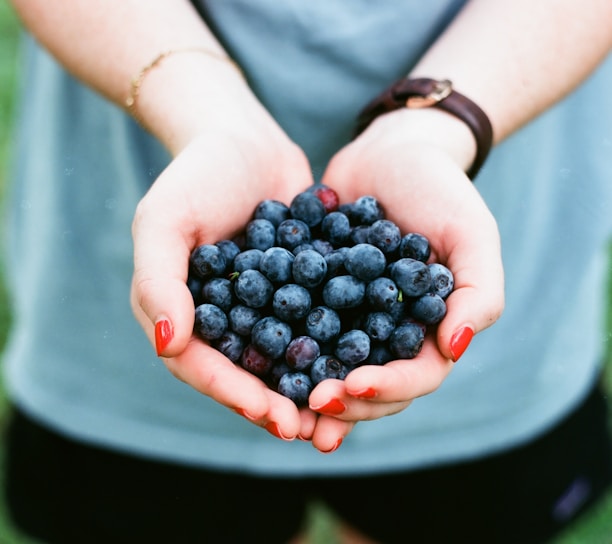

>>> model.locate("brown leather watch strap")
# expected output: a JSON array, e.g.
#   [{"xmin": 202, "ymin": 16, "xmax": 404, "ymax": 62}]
[{"xmin": 354, "ymin": 78, "xmax": 493, "ymax": 180}]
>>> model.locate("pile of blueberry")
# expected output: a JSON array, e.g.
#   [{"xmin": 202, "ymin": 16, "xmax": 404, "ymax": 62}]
[{"xmin": 187, "ymin": 185, "xmax": 454, "ymax": 406}]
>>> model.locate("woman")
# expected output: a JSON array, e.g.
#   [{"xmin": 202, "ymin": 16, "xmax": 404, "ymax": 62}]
[{"xmin": 3, "ymin": 1, "xmax": 612, "ymax": 542}]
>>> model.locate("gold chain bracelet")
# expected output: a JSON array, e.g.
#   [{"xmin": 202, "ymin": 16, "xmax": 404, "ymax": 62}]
[{"xmin": 125, "ymin": 47, "xmax": 244, "ymax": 119}]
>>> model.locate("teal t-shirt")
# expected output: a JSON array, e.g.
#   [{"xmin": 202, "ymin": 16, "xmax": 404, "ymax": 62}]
[{"xmin": 3, "ymin": 1, "xmax": 612, "ymax": 475}]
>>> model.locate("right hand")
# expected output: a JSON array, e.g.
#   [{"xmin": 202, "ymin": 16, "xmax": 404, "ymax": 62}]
[{"xmin": 129, "ymin": 73, "xmax": 319, "ymax": 443}]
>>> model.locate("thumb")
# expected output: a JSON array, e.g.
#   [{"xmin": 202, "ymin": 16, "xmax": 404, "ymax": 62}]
[
  {"xmin": 436, "ymin": 228, "xmax": 505, "ymax": 362},
  {"xmin": 130, "ymin": 197, "xmax": 198, "ymax": 358}
]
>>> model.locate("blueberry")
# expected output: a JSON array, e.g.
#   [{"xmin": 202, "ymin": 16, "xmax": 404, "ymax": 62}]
[
  {"xmin": 349, "ymin": 195, "xmax": 384, "ymax": 225},
  {"xmin": 245, "ymin": 218, "xmax": 276, "ymax": 251},
  {"xmin": 190, "ymin": 191, "xmax": 454, "ymax": 405},
  {"xmin": 272, "ymin": 283, "xmax": 311, "ymax": 322},
  {"xmin": 201, "ymin": 277, "xmax": 235, "ymax": 313},
  {"xmin": 335, "ymin": 329, "xmax": 370, "ymax": 366},
  {"xmin": 310, "ymin": 355, "xmax": 350, "ymax": 385},
  {"xmin": 364, "ymin": 343, "xmax": 394, "ymax": 366},
  {"xmin": 285, "ymin": 335, "xmax": 321, "ymax": 371},
  {"xmin": 267, "ymin": 361, "xmax": 293, "ymax": 389},
  {"xmin": 276, "ymin": 218, "xmax": 311, "ymax": 250},
  {"xmin": 189, "ymin": 244, "xmax": 227, "ymax": 280},
  {"xmin": 399, "ymin": 233, "xmax": 431, "ymax": 262},
  {"xmin": 390, "ymin": 258, "xmax": 432, "ymax": 297},
  {"xmin": 428, "ymin": 263, "xmax": 454, "ymax": 299},
  {"xmin": 338, "ymin": 202, "xmax": 353, "ymax": 216},
  {"xmin": 234, "ymin": 269, "xmax": 274, "ymax": 308},
  {"xmin": 344, "ymin": 243, "xmax": 386, "ymax": 281},
  {"xmin": 251, "ymin": 316, "xmax": 292, "ymax": 359},
  {"xmin": 310, "ymin": 239, "xmax": 334, "ymax": 257},
  {"xmin": 365, "ymin": 277, "xmax": 402, "ymax": 313},
  {"xmin": 187, "ymin": 273, "xmax": 205, "ymax": 306},
  {"xmin": 292, "ymin": 249, "xmax": 328, "ymax": 289},
  {"xmin": 349, "ymin": 225, "xmax": 370, "ymax": 245},
  {"xmin": 321, "ymin": 211, "xmax": 351, "ymax": 246},
  {"xmin": 292, "ymin": 243, "xmax": 315, "ymax": 255},
  {"xmin": 260, "ymin": 247, "xmax": 295, "ymax": 284},
  {"xmin": 277, "ymin": 372, "xmax": 313, "ymax": 406},
  {"xmin": 363, "ymin": 312, "xmax": 396, "ymax": 342},
  {"xmin": 213, "ymin": 330, "xmax": 246, "ymax": 363},
  {"xmin": 324, "ymin": 247, "xmax": 349, "ymax": 278},
  {"xmin": 305, "ymin": 306, "xmax": 342, "ymax": 343},
  {"xmin": 389, "ymin": 321, "xmax": 425, "ymax": 359},
  {"xmin": 307, "ymin": 184, "xmax": 340, "ymax": 213},
  {"xmin": 194, "ymin": 303, "xmax": 228, "ymax": 341},
  {"xmin": 215, "ymin": 239, "xmax": 241, "ymax": 272},
  {"xmin": 240, "ymin": 343, "xmax": 275, "ymax": 377},
  {"xmin": 254, "ymin": 199, "xmax": 290, "ymax": 227},
  {"xmin": 228, "ymin": 304, "xmax": 261, "ymax": 336},
  {"xmin": 410, "ymin": 293, "xmax": 447, "ymax": 325},
  {"xmin": 233, "ymin": 248, "xmax": 264, "ymax": 273},
  {"xmin": 290, "ymin": 191, "xmax": 326, "ymax": 228},
  {"xmin": 322, "ymin": 275, "xmax": 366, "ymax": 309},
  {"xmin": 367, "ymin": 219, "xmax": 401, "ymax": 255}
]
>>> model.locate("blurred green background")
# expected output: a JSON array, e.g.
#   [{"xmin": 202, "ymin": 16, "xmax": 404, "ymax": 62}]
[{"xmin": 0, "ymin": 3, "xmax": 610, "ymax": 543}]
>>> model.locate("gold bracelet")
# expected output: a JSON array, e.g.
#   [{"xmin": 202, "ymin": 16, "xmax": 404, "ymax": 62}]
[{"xmin": 125, "ymin": 46, "xmax": 244, "ymax": 119}]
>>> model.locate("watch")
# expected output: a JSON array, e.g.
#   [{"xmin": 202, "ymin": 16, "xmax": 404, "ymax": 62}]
[{"xmin": 354, "ymin": 78, "xmax": 493, "ymax": 180}]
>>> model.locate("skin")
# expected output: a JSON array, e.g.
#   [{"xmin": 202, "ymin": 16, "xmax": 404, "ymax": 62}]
[{"xmin": 8, "ymin": 0, "xmax": 612, "ymax": 541}]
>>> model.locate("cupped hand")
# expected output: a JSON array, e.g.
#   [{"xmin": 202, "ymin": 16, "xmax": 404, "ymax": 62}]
[
  {"xmin": 130, "ymin": 111, "xmax": 316, "ymax": 443},
  {"xmin": 300, "ymin": 109, "xmax": 505, "ymax": 449}
]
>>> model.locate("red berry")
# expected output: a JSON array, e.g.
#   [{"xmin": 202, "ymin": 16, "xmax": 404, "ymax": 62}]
[{"xmin": 311, "ymin": 185, "xmax": 339, "ymax": 213}]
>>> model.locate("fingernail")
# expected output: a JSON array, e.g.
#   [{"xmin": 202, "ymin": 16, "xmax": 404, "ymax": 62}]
[
  {"xmin": 320, "ymin": 437, "xmax": 343, "ymax": 454},
  {"xmin": 155, "ymin": 319, "xmax": 173, "ymax": 356},
  {"xmin": 265, "ymin": 421, "xmax": 294, "ymax": 441},
  {"xmin": 311, "ymin": 398, "xmax": 346, "ymax": 416},
  {"xmin": 450, "ymin": 326, "xmax": 474, "ymax": 362},
  {"xmin": 352, "ymin": 387, "xmax": 377, "ymax": 399},
  {"xmin": 234, "ymin": 407, "xmax": 257, "ymax": 421}
]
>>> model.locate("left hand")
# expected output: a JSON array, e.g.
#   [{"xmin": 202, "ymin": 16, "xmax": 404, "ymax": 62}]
[{"xmin": 298, "ymin": 109, "xmax": 505, "ymax": 452}]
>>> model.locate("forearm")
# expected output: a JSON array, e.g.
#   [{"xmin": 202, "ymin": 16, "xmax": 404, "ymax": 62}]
[
  {"xmin": 9, "ymin": 0, "xmax": 254, "ymax": 153},
  {"xmin": 410, "ymin": 0, "xmax": 612, "ymax": 143}
]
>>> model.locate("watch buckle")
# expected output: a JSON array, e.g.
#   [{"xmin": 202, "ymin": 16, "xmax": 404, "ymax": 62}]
[{"xmin": 405, "ymin": 79, "xmax": 453, "ymax": 109}]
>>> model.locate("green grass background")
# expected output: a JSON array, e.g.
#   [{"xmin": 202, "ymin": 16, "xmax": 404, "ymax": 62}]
[{"xmin": 0, "ymin": 4, "xmax": 610, "ymax": 543}]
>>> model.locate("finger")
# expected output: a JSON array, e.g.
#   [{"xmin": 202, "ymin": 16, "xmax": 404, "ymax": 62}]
[
  {"xmin": 435, "ymin": 214, "xmax": 505, "ymax": 362},
  {"xmin": 307, "ymin": 341, "xmax": 445, "ymax": 421},
  {"xmin": 342, "ymin": 338, "xmax": 454, "ymax": 403},
  {"xmin": 295, "ymin": 407, "xmax": 318, "ymax": 441},
  {"xmin": 130, "ymin": 196, "xmax": 198, "ymax": 357},
  {"xmin": 310, "ymin": 415, "xmax": 355, "ymax": 454},
  {"xmin": 162, "ymin": 338, "xmax": 272, "ymax": 414},
  {"xmin": 308, "ymin": 373, "xmax": 410, "ymax": 422},
  {"xmin": 163, "ymin": 337, "xmax": 303, "ymax": 439},
  {"xmin": 259, "ymin": 386, "xmax": 303, "ymax": 440},
  {"xmin": 130, "ymin": 162, "xmax": 249, "ymax": 357}
]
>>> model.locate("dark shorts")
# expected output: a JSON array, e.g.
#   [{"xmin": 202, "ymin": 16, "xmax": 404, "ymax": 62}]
[{"xmin": 4, "ymin": 379, "xmax": 612, "ymax": 544}]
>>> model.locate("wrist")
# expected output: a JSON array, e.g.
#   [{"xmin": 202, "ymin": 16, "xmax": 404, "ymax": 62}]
[
  {"xmin": 131, "ymin": 51, "xmax": 256, "ymax": 155},
  {"xmin": 355, "ymin": 78, "xmax": 492, "ymax": 179},
  {"xmin": 355, "ymin": 106, "xmax": 478, "ymax": 176}
]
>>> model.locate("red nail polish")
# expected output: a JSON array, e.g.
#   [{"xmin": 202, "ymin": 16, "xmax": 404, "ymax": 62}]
[
  {"xmin": 450, "ymin": 326, "xmax": 474, "ymax": 362},
  {"xmin": 352, "ymin": 387, "xmax": 377, "ymax": 399},
  {"xmin": 314, "ymin": 398, "xmax": 346, "ymax": 416},
  {"xmin": 265, "ymin": 422, "xmax": 293, "ymax": 441},
  {"xmin": 155, "ymin": 319, "xmax": 173, "ymax": 356},
  {"xmin": 321, "ymin": 437, "xmax": 343, "ymax": 454}
]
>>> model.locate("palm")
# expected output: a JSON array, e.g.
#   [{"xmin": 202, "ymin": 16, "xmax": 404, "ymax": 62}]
[{"xmin": 131, "ymin": 129, "xmax": 314, "ymax": 440}]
